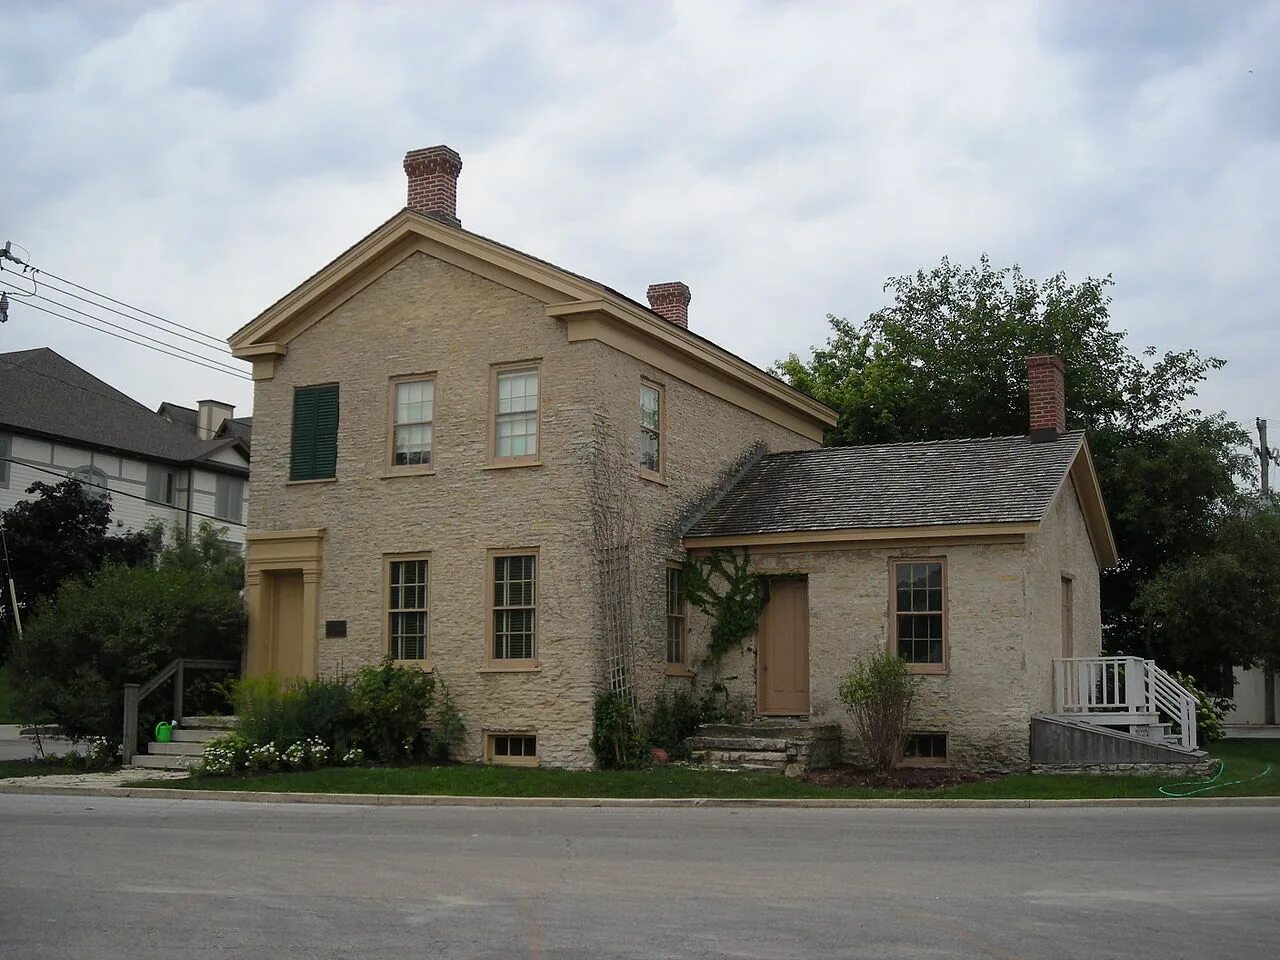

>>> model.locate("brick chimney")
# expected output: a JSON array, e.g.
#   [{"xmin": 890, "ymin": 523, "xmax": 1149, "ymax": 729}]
[
  {"xmin": 403, "ymin": 145, "xmax": 463, "ymax": 227},
  {"xmin": 1027, "ymin": 354, "xmax": 1066, "ymax": 442},
  {"xmin": 646, "ymin": 282, "xmax": 691, "ymax": 329}
]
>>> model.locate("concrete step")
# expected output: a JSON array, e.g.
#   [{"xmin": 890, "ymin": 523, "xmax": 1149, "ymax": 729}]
[
  {"xmin": 146, "ymin": 741, "xmax": 207, "ymax": 757},
  {"xmin": 171, "ymin": 727, "xmax": 224, "ymax": 744},
  {"xmin": 688, "ymin": 750, "xmax": 787, "ymax": 773},
  {"xmin": 180, "ymin": 715, "xmax": 238, "ymax": 731},
  {"xmin": 131, "ymin": 754, "xmax": 200, "ymax": 771}
]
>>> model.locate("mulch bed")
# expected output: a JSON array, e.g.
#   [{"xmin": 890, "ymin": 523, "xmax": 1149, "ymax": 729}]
[{"xmin": 803, "ymin": 766, "xmax": 990, "ymax": 790}]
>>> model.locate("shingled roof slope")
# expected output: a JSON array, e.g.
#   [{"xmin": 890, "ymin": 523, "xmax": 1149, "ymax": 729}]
[
  {"xmin": 0, "ymin": 348, "xmax": 246, "ymax": 469},
  {"xmin": 685, "ymin": 432, "xmax": 1085, "ymax": 539}
]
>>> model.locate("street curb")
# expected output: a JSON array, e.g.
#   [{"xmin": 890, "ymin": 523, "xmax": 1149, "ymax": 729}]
[{"xmin": 2, "ymin": 781, "xmax": 1279, "ymax": 809}]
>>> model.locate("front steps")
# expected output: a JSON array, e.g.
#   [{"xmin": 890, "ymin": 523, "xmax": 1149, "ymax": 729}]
[
  {"xmin": 130, "ymin": 716, "xmax": 236, "ymax": 771},
  {"xmin": 685, "ymin": 722, "xmax": 841, "ymax": 777}
]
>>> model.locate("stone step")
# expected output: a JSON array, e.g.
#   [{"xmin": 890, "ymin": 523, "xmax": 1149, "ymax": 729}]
[
  {"xmin": 146, "ymin": 740, "xmax": 208, "ymax": 757},
  {"xmin": 180, "ymin": 715, "xmax": 238, "ymax": 731},
  {"xmin": 131, "ymin": 753, "xmax": 200, "ymax": 771},
  {"xmin": 691, "ymin": 748, "xmax": 791, "ymax": 764},
  {"xmin": 171, "ymin": 727, "xmax": 225, "ymax": 744},
  {"xmin": 686, "ymin": 735, "xmax": 794, "ymax": 753},
  {"xmin": 696, "ymin": 723, "xmax": 839, "ymax": 741},
  {"xmin": 688, "ymin": 751, "xmax": 787, "ymax": 773}
]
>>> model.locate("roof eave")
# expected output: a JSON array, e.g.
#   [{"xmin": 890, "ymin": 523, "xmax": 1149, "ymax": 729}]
[{"xmin": 682, "ymin": 522, "xmax": 1040, "ymax": 551}]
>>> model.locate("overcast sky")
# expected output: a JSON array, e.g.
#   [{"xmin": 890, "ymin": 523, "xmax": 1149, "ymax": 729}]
[{"xmin": 1, "ymin": 0, "xmax": 1276, "ymax": 439}]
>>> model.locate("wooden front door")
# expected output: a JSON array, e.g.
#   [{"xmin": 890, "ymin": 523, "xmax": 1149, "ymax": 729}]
[
  {"xmin": 757, "ymin": 578, "xmax": 811, "ymax": 715},
  {"xmin": 267, "ymin": 570, "xmax": 305, "ymax": 677}
]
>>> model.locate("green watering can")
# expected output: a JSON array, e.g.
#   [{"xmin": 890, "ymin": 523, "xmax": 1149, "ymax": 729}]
[{"xmin": 154, "ymin": 721, "xmax": 175, "ymax": 744}]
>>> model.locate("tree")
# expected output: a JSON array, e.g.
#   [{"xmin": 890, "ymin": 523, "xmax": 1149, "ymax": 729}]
[
  {"xmin": 774, "ymin": 257, "xmax": 1251, "ymax": 681},
  {"xmin": 1138, "ymin": 495, "xmax": 1280, "ymax": 679},
  {"xmin": 0, "ymin": 480, "xmax": 156, "ymax": 659}
]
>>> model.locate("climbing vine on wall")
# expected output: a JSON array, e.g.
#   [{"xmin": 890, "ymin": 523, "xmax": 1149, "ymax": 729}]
[{"xmin": 683, "ymin": 549, "xmax": 767, "ymax": 665}]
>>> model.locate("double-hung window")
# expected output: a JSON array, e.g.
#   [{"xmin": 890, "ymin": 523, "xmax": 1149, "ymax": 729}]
[
  {"xmin": 387, "ymin": 555, "xmax": 429, "ymax": 661},
  {"xmin": 390, "ymin": 377, "xmax": 435, "ymax": 469},
  {"xmin": 891, "ymin": 560, "xmax": 946, "ymax": 672},
  {"xmin": 491, "ymin": 552, "xmax": 537, "ymax": 661},
  {"xmin": 290, "ymin": 384, "xmax": 339, "ymax": 481},
  {"xmin": 666, "ymin": 565, "xmax": 686, "ymax": 665},
  {"xmin": 491, "ymin": 365, "xmax": 540, "ymax": 464},
  {"xmin": 214, "ymin": 475, "xmax": 244, "ymax": 522},
  {"xmin": 0, "ymin": 433, "xmax": 10, "ymax": 488},
  {"xmin": 640, "ymin": 381, "xmax": 663, "ymax": 478},
  {"xmin": 146, "ymin": 465, "xmax": 176, "ymax": 506}
]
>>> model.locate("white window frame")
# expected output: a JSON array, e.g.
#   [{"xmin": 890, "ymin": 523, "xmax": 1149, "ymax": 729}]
[
  {"xmin": 387, "ymin": 374, "xmax": 436, "ymax": 474},
  {"xmin": 640, "ymin": 380, "xmax": 665, "ymax": 480},
  {"xmin": 489, "ymin": 362, "xmax": 541, "ymax": 466}
]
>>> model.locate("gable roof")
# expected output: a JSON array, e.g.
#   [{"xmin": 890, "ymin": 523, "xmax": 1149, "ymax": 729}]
[
  {"xmin": 228, "ymin": 209, "xmax": 836, "ymax": 440},
  {"xmin": 0, "ymin": 348, "xmax": 248, "ymax": 472},
  {"xmin": 684, "ymin": 430, "xmax": 1117, "ymax": 566},
  {"xmin": 157, "ymin": 402, "xmax": 253, "ymax": 451}
]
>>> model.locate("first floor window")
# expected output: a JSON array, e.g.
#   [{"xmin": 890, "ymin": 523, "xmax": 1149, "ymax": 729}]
[
  {"xmin": 666, "ymin": 565, "xmax": 686, "ymax": 664},
  {"xmin": 146, "ymin": 465, "xmax": 176, "ymax": 506},
  {"xmin": 902, "ymin": 732, "xmax": 948, "ymax": 764},
  {"xmin": 214, "ymin": 475, "xmax": 244, "ymax": 522},
  {"xmin": 392, "ymin": 378, "xmax": 434, "ymax": 467},
  {"xmin": 492, "ymin": 553, "xmax": 536, "ymax": 660},
  {"xmin": 493, "ymin": 367, "xmax": 539, "ymax": 461},
  {"xmin": 388, "ymin": 557, "xmax": 429, "ymax": 660},
  {"xmin": 892, "ymin": 560, "xmax": 945, "ymax": 669}
]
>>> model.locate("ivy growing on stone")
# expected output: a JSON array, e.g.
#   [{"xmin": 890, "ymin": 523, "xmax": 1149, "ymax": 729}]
[{"xmin": 682, "ymin": 549, "xmax": 767, "ymax": 665}]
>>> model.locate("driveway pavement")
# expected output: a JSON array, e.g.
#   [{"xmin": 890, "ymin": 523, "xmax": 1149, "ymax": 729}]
[
  {"xmin": 2, "ymin": 794, "xmax": 1278, "ymax": 959},
  {"xmin": 0, "ymin": 724, "xmax": 81, "ymax": 762}
]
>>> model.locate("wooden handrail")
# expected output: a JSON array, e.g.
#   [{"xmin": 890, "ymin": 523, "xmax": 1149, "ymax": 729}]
[{"xmin": 121, "ymin": 657, "xmax": 239, "ymax": 765}]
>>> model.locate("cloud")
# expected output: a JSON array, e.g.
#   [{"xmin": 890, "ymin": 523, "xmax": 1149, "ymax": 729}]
[{"xmin": 1, "ymin": 0, "xmax": 1277, "ymax": 437}]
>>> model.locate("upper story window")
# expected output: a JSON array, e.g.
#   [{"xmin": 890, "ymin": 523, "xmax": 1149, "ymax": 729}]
[
  {"xmin": 892, "ymin": 560, "xmax": 946, "ymax": 673},
  {"xmin": 666, "ymin": 564, "xmax": 686, "ymax": 665},
  {"xmin": 146, "ymin": 465, "xmax": 176, "ymax": 506},
  {"xmin": 491, "ymin": 551, "xmax": 537, "ymax": 661},
  {"xmin": 290, "ymin": 384, "xmax": 339, "ymax": 482},
  {"xmin": 640, "ymin": 381, "xmax": 664, "ymax": 478},
  {"xmin": 68, "ymin": 465, "xmax": 109, "ymax": 502},
  {"xmin": 0, "ymin": 433, "xmax": 10, "ymax": 488},
  {"xmin": 390, "ymin": 376, "xmax": 435, "ymax": 470},
  {"xmin": 215, "ymin": 475, "xmax": 245, "ymax": 523},
  {"xmin": 491, "ymin": 364, "xmax": 540, "ymax": 465}
]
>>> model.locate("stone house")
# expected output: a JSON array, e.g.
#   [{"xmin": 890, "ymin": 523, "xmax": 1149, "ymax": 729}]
[
  {"xmin": 0, "ymin": 347, "xmax": 250, "ymax": 548},
  {"xmin": 229, "ymin": 145, "xmax": 1197, "ymax": 772}
]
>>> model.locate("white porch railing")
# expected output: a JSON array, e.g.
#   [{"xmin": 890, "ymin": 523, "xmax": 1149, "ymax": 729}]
[{"xmin": 1052, "ymin": 656, "xmax": 1198, "ymax": 751}]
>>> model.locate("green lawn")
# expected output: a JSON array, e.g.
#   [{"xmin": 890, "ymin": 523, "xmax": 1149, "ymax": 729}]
[
  {"xmin": 140, "ymin": 739, "xmax": 1279, "ymax": 801},
  {"xmin": 0, "ymin": 758, "xmax": 74, "ymax": 779},
  {"xmin": 0, "ymin": 664, "xmax": 15, "ymax": 723}
]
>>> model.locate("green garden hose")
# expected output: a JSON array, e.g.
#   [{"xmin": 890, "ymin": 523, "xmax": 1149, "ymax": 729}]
[{"xmin": 1158, "ymin": 758, "xmax": 1273, "ymax": 797}]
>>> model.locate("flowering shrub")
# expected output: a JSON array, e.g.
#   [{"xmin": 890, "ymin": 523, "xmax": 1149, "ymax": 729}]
[
  {"xmin": 342, "ymin": 747, "xmax": 365, "ymax": 766},
  {"xmin": 83, "ymin": 737, "xmax": 117, "ymax": 771},
  {"xmin": 196, "ymin": 733, "xmax": 250, "ymax": 777},
  {"xmin": 247, "ymin": 742, "xmax": 281, "ymax": 772},
  {"xmin": 307, "ymin": 737, "xmax": 330, "ymax": 767}
]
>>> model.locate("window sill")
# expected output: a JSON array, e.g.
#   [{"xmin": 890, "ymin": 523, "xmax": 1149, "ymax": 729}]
[
  {"xmin": 483, "ymin": 460, "xmax": 543, "ymax": 471},
  {"xmin": 664, "ymin": 664, "xmax": 696, "ymax": 678},
  {"xmin": 640, "ymin": 470, "xmax": 668, "ymax": 486},
  {"xmin": 898, "ymin": 757, "xmax": 949, "ymax": 768},
  {"xmin": 286, "ymin": 477, "xmax": 337, "ymax": 487},
  {"xmin": 488, "ymin": 756, "xmax": 540, "ymax": 768},
  {"xmin": 906, "ymin": 665, "xmax": 949, "ymax": 676},
  {"xmin": 381, "ymin": 468, "xmax": 435, "ymax": 479},
  {"xmin": 477, "ymin": 663, "xmax": 542, "ymax": 674},
  {"xmin": 391, "ymin": 660, "xmax": 434, "ymax": 672}
]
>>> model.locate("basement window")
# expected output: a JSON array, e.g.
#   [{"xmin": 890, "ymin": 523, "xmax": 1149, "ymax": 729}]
[
  {"xmin": 487, "ymin": 733, "xmax": 538, "ymax": 766},
  {"xmin": 901, "ymin": 732, "xmax": 948, "ymax": 766}
]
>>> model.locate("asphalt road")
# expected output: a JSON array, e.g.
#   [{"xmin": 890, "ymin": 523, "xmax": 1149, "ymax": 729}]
[{"xmin": 1, "ymin": 794, "xmax": 1277, "ymax": 959}]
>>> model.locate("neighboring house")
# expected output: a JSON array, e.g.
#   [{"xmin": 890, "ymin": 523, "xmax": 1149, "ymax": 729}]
[
  {"xmin": 0, "ymin": 348, "xmax": 250, "ymax": 546},
  {"xmin": 229, "ymin": 145, "xmax": 1192, "ymax": 772}
]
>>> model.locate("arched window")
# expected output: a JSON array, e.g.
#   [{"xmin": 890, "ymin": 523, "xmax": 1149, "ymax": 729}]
[{"xmin": 68, "ymin": 465, "xmax": 109, "ymax": 501}]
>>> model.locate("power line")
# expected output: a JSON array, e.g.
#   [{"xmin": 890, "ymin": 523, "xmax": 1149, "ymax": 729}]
[
  {"xmin": 6, "ymin": 298, "xmax": 252, "ymax": 381},
  {"xmin": 0, "ymin": 246, "xmax": 228, "ymax": 348},
  {"xmin": 0, "ymin": 279, "xmax": 244, "ymax": 376},
  {"xmin": 0, "ymin": 455, "xmax": 246, "ymax": 527},
  {"xmin": 0, "ymin": 262, "xmax": 234, "ymax": 355}
]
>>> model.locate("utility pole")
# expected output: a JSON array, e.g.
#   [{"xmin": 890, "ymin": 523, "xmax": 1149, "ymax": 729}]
[{"xmin": 1258, "ymin": 419, "xmax": 1276, "ymax": 725}]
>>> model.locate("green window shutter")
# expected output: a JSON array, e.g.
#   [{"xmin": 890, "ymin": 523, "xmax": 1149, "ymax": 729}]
[{"xmin": 291, "ymin": 384, "xmax": 339, "ymax": 481}]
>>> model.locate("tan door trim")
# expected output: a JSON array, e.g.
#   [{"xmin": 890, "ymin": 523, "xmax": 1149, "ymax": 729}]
[{"xmin": 245, "ymin": 528, "xmax": 325, "ymax": 679}]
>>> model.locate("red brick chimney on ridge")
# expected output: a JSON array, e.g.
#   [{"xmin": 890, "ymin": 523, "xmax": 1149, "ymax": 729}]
[
  {"xmin": 404, "ymin": 145, "xmax": 463, "ymax": 227},
  {"xmin": 646, "ymin": 282, "xmax": 691, "ymax": 329},
  {"xmin": 1027, "ymin": 354, "xmax": 1066, "ymax": 442}
]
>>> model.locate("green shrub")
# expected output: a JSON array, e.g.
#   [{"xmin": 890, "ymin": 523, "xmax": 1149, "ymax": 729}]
[
  {"xmin": 647, "ymin": 688, "xmax": 704, "ymax": 758},
  {"xmin": 9, "ymin": 561, "xmax": 244, "ymax": 742},
  {"xmin": 350, "ymin": 659, "xmax": 436, "ymax": 762},
  {"xmin": 837, "ymin": 651, "xmax": 922, "ymax": 773},
  {"xmin": 591, "ymin": 690, "xmax": 648, "ymax": 769},
  {"xmin": 233, "ymin": 675, "xmax": 303, "ymax": 746},
  {"xmin": 426, "ymin": 677, "xmax": 466, "ymax": 760},
  {"xmin": 1173, "ymin": 671, "xmax": 1232, "ymax": 744}
]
